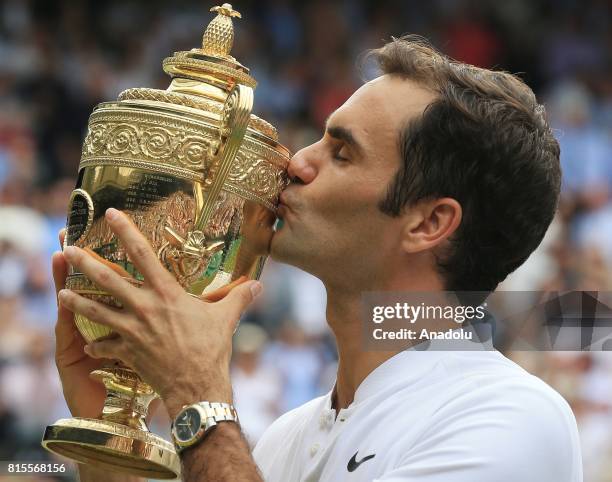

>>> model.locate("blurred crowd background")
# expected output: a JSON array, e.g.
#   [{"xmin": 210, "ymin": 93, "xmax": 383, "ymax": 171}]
[{"xmin": 0, "ymin": 0, "xmax": 611, "ymax": 480}]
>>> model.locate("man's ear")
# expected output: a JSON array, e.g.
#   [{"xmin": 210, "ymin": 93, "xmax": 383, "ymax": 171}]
[{"xmin": 400, "ymin": 198, "xmax": 462, "ymax": 254}]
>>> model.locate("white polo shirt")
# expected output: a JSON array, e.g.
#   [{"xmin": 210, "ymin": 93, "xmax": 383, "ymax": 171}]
[{"xmin": 253, "ymin": 349, "xmax": 582, "ymax": 481}]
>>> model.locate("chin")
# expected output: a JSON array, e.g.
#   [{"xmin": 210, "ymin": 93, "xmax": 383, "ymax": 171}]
[
  {"xmin": 270, "ymin": 229, "xmax": 311, "ymax": 269},
  {"xmin": 269, "ymin": 228, "xmax": 292, "ymax": 262},
  {"xmin": 268, "ymin": 223, "xmax": 332, "ymax": 278}
]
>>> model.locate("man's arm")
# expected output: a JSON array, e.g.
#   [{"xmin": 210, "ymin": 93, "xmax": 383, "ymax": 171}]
[
  {"xmin": 161, "ymin": 375, "xmax": 263, "ymax": 481},
  {"xmin": 180, "ymin": 423, "xmax": 262, "ymax": 482}
]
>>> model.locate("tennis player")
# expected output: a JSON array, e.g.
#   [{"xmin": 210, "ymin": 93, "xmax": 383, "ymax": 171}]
[{"xmin": 53, "ymin": 37, "xmax": 582, "ymax": 481}]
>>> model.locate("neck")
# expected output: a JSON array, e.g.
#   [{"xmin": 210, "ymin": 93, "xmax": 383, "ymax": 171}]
[
  {"xmin": 325, "ymin": 264, "xmax": 443, "ymax": 411},
  {"xmin": 327, "ymin": 290, "xmax": 397, "ymax": 410}
]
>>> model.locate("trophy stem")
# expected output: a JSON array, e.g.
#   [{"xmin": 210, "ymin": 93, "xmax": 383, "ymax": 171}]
[
  {"xmin": 41, "ymin": 362, "xmax": 180, "ymax": 479},
  {"xmin": 92, "ymin": 363, "xmax": 155, "ymax": 431}
]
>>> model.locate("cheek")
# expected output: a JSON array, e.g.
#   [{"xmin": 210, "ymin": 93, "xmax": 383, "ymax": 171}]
[
  {"xmin": 299, "ymin": 164, "xmax": 394, "ymax": 239},
  {"xmin": 317, "ymin": 181, "xmax": 384, "ymax": 222},
  {"xmin": 312, "ymin": 188, "xmax": 390, "ymax": 250}
]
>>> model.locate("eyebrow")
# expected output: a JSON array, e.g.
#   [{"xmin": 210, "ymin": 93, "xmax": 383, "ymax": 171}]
[{"xmin": 325, "ymin": 124, "xmax": 364, "ymax": 156}]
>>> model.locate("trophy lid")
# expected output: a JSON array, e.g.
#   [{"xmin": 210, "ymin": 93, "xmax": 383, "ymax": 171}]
[
  {"xmin": 162, "ymin": 3, "xmax": 257, "ymax": 89},
  {"xmin": 118, "ymin": 3, "xmax": 280, "ymax": 141}
]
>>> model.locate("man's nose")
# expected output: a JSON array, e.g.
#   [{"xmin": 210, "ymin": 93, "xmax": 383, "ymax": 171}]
[{"xmin": 287, "ymin": 147, "xmax": 317, "ymax": 184}]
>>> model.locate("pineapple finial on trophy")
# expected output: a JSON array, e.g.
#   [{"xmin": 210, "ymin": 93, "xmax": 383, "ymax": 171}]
[{"xmin": 203, "ymin": 3, "xmax": 242, "ymax": 58}]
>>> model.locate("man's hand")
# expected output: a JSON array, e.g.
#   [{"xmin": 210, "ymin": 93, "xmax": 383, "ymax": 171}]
[
  {"xmin": 53, "ymin": 229, "xmax": 107, "ymax": 419},
  {"xmin": 57, "ymin": 208, "xmax": 262, "ymax": 418}
]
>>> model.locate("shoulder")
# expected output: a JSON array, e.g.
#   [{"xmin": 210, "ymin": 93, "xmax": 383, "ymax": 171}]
[
  {"xmin": 406, "ymin": 351, "xmax": 583, "ymax": 481},
  {"xmin": 439, "ymin": 351, "xmax": 579, "ymax": 437}
]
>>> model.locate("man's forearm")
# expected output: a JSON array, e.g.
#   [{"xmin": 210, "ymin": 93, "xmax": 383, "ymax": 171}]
[
  {"xmin": 78, "ymin": 465, "xmax": 144, "ymax": 482},
  {"xmin": 181, "ymin": 422, "xmax": 262, "ymax": 482}
]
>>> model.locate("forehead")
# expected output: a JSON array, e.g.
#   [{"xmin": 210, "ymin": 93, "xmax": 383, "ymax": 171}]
[{"xmin": 328, "ymin": 74, "xmax": 437, "ymax": 159}]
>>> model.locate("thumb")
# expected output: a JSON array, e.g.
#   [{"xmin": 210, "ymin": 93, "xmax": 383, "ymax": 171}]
[
  {"xmin": 85, "ymin": 337, "xmax": 125, "ymax": 361},
  {"xmin": 52, "ymin": 251, "xmax": 74, "ymax": 336},
  {"xmin": 58, "ymin": 228, "xmax": 66, "ymax": 249},
  {"xmin": 218, "ymin": 280, "xmax": 263, "ymax": 320}
]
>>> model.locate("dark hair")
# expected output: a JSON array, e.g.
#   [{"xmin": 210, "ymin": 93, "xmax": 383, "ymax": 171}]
[{"xmin": 369, "ymin": 36, "xmax": 561, "ymax": 293}]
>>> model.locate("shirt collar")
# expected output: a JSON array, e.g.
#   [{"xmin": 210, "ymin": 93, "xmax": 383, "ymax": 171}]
[
  {"xmin": 351, "ymin": 348, "xmax": 448, "ymax": 405},
  {"xmin": 323, "ymin": 347, "xmax": 448, "ymax": 414}
]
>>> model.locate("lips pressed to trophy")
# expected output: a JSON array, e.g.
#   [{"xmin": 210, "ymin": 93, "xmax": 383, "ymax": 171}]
[{"xmin": 41, "ymin": 4, "xmax": 289, "ymax": 479}]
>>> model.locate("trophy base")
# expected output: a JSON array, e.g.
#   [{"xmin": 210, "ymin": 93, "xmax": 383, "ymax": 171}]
[{"xmin": 42, "ymin": 417, "xmax": 180, "ymax": 480}]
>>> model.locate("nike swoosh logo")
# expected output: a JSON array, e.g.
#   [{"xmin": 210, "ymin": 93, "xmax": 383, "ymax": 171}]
[{"xmin": 347, "ymin": 451, "xmax": 376, "ymax": 472}]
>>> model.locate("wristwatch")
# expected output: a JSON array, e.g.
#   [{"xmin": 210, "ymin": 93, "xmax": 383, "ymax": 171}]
[{"xmin": 171, "ymin": 401, "xmax": 238, "ymax": 453}]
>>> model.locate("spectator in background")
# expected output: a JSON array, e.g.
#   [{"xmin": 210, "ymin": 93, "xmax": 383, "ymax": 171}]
[
  {"xmin": 263, "ymin": 320, "xmax": 328, "ymax": 413},
  {"xmin": 231, "ymin": 323, "xmax": 282, "ymax": 446},
  {"xmin": 0, "ymin": 331, "xmax": 66, "ymax": 452}
]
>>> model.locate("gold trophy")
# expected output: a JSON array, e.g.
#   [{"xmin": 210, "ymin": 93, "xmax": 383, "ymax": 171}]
[{"xmin": 41, "ymin": 4, "xmax": 289, "ymax": 479}]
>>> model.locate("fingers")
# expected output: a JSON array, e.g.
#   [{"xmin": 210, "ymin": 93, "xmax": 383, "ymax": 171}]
[
  {"xmin": 52, "ymin": 251, "xmax": 68, "ymax": 297},
  {"xmin": 104, "ymin": 208, "xmax": 175, "ymax": 290},
  {"xmin": 218, "ymin": 280, "xmax": 263, "ymax": 322},
  {"xmin": 52, "ymin": 251, "xmax": 74, "ymax": 328},
  {"xmin": 58, "ymin": 289, "xmax": 132, "ymax": 335},
  {"xmin": 59, "ymin": 228, "xmax": 66, "ymax": 249},
  {"xmin": 63, "ymin": 245, "xmax": 137, "ymax": 306},
  {"xmin": 83, "ymin": 247, "xmax": 131, "ymax": 278},
  {"xmin": 202, "ymin": 275, "xmax": 248, "ymax": 302},
  {"xmin": 84, "ymin": 337, "xmax": 126, "ymax": 361}
]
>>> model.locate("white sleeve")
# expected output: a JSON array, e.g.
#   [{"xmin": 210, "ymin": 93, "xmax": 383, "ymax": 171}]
[{"xmin": 375, "ymin": 378, "xmax": 583, "ymax": 482}]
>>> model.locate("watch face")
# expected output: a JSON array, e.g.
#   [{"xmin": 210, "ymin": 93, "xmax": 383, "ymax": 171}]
[{"xmin": 174, "ymin": 407, "xmax": 202, "ymax": 443}]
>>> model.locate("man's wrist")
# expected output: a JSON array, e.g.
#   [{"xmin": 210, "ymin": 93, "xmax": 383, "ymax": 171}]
[{"xmin": 162, "ymin": 377, "xmax": 233, "ymax": 419}]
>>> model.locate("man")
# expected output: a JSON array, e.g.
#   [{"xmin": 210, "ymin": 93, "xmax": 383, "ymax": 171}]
[{"xmin": 53, "ymin": 37, "xmax": 582, "ymax": 481}]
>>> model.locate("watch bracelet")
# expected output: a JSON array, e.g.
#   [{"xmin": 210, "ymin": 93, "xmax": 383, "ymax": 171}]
[{"xmin": 198, "ymin": 401, "xmax": 239, "ymax": 423}]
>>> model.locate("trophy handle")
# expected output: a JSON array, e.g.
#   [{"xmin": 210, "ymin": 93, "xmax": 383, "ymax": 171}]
[
  {"xmin": 195, "ymin": 83, "xmax": 254, "ymax": 232},
  {"xmin": 157, "ymin": 84, "xmax": 253, "ymax": 285}
]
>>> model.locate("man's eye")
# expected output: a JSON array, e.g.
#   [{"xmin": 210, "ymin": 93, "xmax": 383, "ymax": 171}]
[{"xmin": 333, "ymin": 146, "xmax": 350, "ymax": 162}]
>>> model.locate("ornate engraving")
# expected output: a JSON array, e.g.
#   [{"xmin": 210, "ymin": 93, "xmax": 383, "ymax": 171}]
[
  {"xmin": 56, "ymin": 418, "xmax": 176, "ymax": 448},
  {"xmin": 80, "ymin": 105, "xmax": 289, "ymax": 209},
  {"xmin": 82, "ymin": 119, "xmax": 216, "ymax": 173},
  {"xmin": 206, "ymin": 190, "xmax": 244, "ymax": 238},
  {"xmin": 162, "ymin": 55, "xmax": 257, "ymax": 88},
  {"xmin": 241, "ymin": 136, "xmax": 289, "ymax": 169},
  {"xmin": 119, "ymin": 87, "xmax": 278, "ymax": 139},
  {"xmin": 118, "ymin": 88, "xmax": 224, "ymax": 115},
  {"xmin": 107, "ymin": 124, "xmax": 140, "ymax": 155},
  {"xmin": 249, "ymin": 114, "xmax": 278, "ymax": 141},
  {"xmin": 139, "ymin": 127, "xmax": 176, "ymax": 158},
  {"xmin": 227, "ymin": 152, "xmax": 289, "ymax": 209},
  {"xmin": 179, "ymin": 136, "xmax": 218, "ymax": 167},
  {"xmin": 105, "ymin": 396, "xmax": 147, "ymax": 414}
]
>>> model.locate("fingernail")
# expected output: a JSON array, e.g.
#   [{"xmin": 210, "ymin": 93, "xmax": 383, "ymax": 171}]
[
  {"xmin": 63, "ymin": 246, "xmax": 77, "ymax": 258},
  {"xmin": 106, "ymin": 208, "xmax": 119, "ymax": 221},
  {"xmin": 250, "ymin": 281, "xmax": 262, "ymax": 299},
  {"xmin": 83, "ymin": 345, "xmax": 91, "ymax": 355},
  {"xmin": 58, "ymin": 289, "xmax": 68, "ymax": 300}
]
